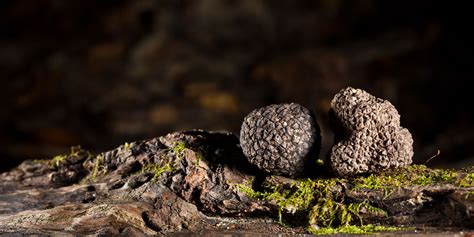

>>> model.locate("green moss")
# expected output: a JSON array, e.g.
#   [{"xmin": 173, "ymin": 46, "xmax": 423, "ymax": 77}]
[
  {"xmin": 142, "ymin": 162, "xmax": 175, "ymax": 182},
  {"xmin": 308, "ymin": 196, "xmax": 387, "ymax": 229},
  {"xmin": 237, "ymin": 165, "xmax": 470, "ymax": 234},
  {"xmin": 49, "ymin": 155, "xmax": 67, "ymax": 169},
  {"xmin": 91, "ymin": 154, "xmax": 105, "ymax": 182},
  {"xmin": 434, "ymin": 169, "xmax": 459, "ymax": 183},
  {"xmin": 123, "ymin": 142, "xmax": 133, "ymax": 150},
  {"xmin": 169, "ymin": 141, "xmax": 206, "ymax": 165},
  {"xmin": 308, "ymin": 224, "xmax": 408, "ymax": 235},
  {"xmin": 238, "ymin": 178, "xmax": 342, "ymax": 224},
  {"xmin": 309, "ymin": 198, "xmax": 349, "ymax": 227},
  {"xmin": 138, "ymin": 141, "xmax": 192, "ymax": 182},
  {"xmin": 48, "ymin": 146, "xmax": 90, "ymax": 170},
  {"xmin": 353, "ymin": 165, "xmax": 463, "ymax": 198},
  {"xmin": 170, "ymin": 141, "xmax": 186, "ymax": 159},
  {"xmin": 237, "ymin": 183, "xmax": 261, "ymax": 198},
  {"xmin": 239, "ymin": 178, "xmax": 343, "ymax": 226},
  {"xmin": 70, "ymin": 146, "xmax": 85, "ymax": 156},
  {"xmin": 238, "ymin": 178, "xmax": 403, "ymax": 234},
  {"xmin": 458, "ymin": 173, "xmax": 474, "ymax": 188}
]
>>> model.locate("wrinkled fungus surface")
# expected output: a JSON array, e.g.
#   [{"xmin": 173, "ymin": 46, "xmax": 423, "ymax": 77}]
[
  {"xmin": 329, "ymin": 87, "xmax": 413, "ymax": 177},
  {"xmin": 240, "ymin": 103, "xmax": 321, "ymax": 177}
]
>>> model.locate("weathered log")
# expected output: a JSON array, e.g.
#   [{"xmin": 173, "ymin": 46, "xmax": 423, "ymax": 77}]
[{"xmin": 0, "ymin": 130, "xmax": 473, "ymax": 235}]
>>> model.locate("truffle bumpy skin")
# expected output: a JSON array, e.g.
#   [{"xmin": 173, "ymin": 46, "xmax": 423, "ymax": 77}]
[
  {"xmin": 240, "ymin": 103, "xmax": 321, "ymax": 178},
  {"xmin": 329, "ymin": 87, "xmax": 413, "ymax": 177}
]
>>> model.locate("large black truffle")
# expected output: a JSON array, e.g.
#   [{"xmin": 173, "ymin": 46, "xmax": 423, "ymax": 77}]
[
  {"xmin": 329, "ymin": 87, "xmax": 413, "ymax": 177},
  {"xmin": 240, "ymin": 103, "xmax": 321, "ymax": 177}
]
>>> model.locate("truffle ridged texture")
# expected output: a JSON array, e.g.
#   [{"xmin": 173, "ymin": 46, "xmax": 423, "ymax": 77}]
[
  {"xmin": 329, "ymin": 87, "xmax": 413, "ymax": 177},
  {"xmin": 240, "ymin": 103, "xmax": 321, "ymax": 177}
]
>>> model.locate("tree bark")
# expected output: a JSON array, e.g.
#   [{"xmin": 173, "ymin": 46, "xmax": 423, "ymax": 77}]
[{"xmin": 0, "ymin": 130, "xmax": 473, "ymax": 235}]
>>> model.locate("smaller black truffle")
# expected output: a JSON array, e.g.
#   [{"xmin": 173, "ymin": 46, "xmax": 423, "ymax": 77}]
[
  {"xmin": 329, "ymin": 87, "xmax": 413, "ymax": 177},
  {"xmin": 240, "ymin": 103, "xmax": 321, "ymax": 177}
]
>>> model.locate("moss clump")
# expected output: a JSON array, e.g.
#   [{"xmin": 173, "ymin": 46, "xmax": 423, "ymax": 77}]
[
  {"xmin": 309, "ymin": 199, "xmax": 387, "ymax": 228},
  {"xmin": 50, "ymin": 155, "xmax": 67, "ymax": 169},
  {"xmin": 48, "ymin": 146, "xmax": 90, "ymax": 170},
  {"xmin": 123, "ymin": 142, "xmax": 133, "ymax": 150},
  {"xmin": 238, "ymin": 164, "xmax": 473, "ymax": 235},
  {"xmin": 352, "ymin": 165, "xmax": 467, "ymax": 197},
  {"xmin": 238, "ymin": 178, "xmax": 395, "ymax": 234},
  {"xmin": 170, "ymin": 141, "xmax": 186, "ymax": 159},
  {"xmin": 142, "ymin": 162, "xmax": 175, "ymax": 182},
  {"xmin": 168, "ymin": 141, "xmax": 205, "ymax": 165},
  {"xmin": 308, "ymin": 224, "xmax": 408, "ymax": 235},
  {"xmin": 239, "ymin": 178, "xmax": 339, "ymax": 223},
  {"xmin": 140, "ymin": 141, "xmax": 189, "ymax": 182},
  {"xmin": 458, "ymin": 173, "xmax": 474, "ymax": 188},
  {"xmin": 90, "ymin": 154, "xmax": 107, "ymax": 182}
]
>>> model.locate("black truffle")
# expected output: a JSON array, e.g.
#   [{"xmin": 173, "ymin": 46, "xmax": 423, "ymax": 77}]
[
  {"xmin": 329, "ymin": 87, "xmax": 413, "ymax": 177},
  {"xmin": 240, "ymin": 103, "xmax": 321, "ymax": 177}
]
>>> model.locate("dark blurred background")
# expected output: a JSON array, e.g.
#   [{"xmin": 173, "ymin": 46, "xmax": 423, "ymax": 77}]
[{"xmin": 1, "ymin": 0, "xmax": 473, "ymax": 172}]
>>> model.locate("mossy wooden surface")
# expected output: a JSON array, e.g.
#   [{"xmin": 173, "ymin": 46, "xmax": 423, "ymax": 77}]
[
  {"xmin": 1, "ymin": 131, "xmax": 473, "ymax": 235},
  {"xmin": 238, "ymin": 165, "xmax": 474, "ymax": 235}
]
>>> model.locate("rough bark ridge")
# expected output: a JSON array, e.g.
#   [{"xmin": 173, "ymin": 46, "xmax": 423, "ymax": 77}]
[{"xmin": 0, "ymin": 130, "xmax": 473, "ymax": 235}]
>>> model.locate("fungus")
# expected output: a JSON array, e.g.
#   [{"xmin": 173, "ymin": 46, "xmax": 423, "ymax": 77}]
[
  {"xmin": 329, "ymin": 87, "xmax": 413, "ymax": 177},
  {"xmin": 240, "ymin": 103, "xmax": 321, "ymax": 177}
]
